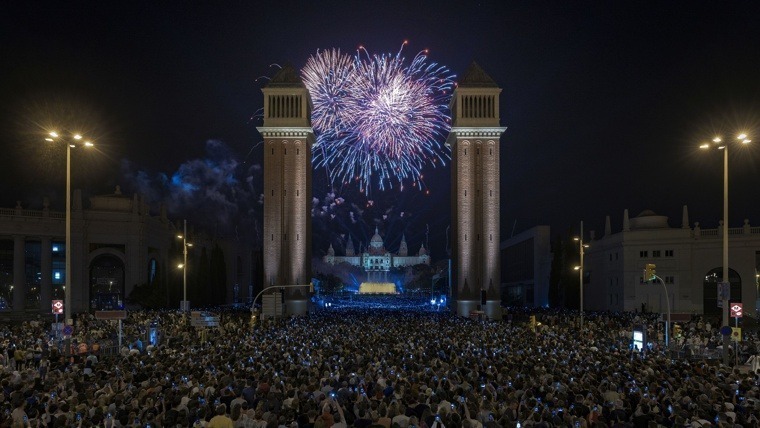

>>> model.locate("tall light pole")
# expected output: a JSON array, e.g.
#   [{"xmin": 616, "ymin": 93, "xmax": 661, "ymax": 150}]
[
  {"xmin": 177, "ymin": 219, "xmax": 192, "ymax": 312},
  {"xmin": 700, "ymin": 132, "xmax": 751, "ymax": 364},
  {"xmin": 573, "ymin": 221, "xmax": 589, "ymax": 330},
  {"xmin": 643, "ymin": 264, "xmax": 671, "ymax": 347},
  {"xmin": 46, "ymin": 132, "xmax": 93, "ymax": 323}
]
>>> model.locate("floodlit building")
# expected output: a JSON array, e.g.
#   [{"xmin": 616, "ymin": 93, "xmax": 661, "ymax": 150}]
[
  {"xmin": 323, "ymin": 228, "xmax": 430, "ymax": 283},
  {"xmin": 0, "ymin": 186, "xmax": 253, "ymax": 319},
  {"xmin": 583, "ymin": 206, "xmax": 760, "ymax": 318}
]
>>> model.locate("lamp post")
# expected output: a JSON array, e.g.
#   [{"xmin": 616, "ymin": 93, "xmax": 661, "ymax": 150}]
[
  {"xmin": 177, "ymin": 219, "xmax": 192, "ymax": 312},
  {"xmin": 700, "ymin": 133, "xmax": 751, "ymax": 364},
  {"xmin": 573, "ymin": 221, "xmax": 589, "ymax": 330},
  {"xmin": 46, "ymin": 132, "xmax": 93, "ymax": 323},
  {"xmin": 644, "ymin": 264, "xmax": 671, "ymax": 347}
]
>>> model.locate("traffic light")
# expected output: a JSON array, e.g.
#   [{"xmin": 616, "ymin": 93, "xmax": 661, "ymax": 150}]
[
  {"xmin": 643, "ymin": 263, "xmax": 656, "ymax": 281},
  {"xmin": 673, "ymin": 324, "xmax": 682, "ymax": 338}
]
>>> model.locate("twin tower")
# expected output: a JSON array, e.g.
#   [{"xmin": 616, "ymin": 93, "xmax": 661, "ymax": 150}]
[{"xmin": 257, "ymin": 62, "xmax": 506, "ymax": 318}]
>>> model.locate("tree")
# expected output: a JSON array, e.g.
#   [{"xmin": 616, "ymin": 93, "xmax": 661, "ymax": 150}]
[
  {"xmin": 128, "ymin": 280, "xmax": 167, "ymax": 309},
  {"xmin": 312, "ymin": 272, "xmax": 344, "ymax": 294},
  {"xmin": 404, "ymin": 264, "xmax": 434, "ymax": 293}
]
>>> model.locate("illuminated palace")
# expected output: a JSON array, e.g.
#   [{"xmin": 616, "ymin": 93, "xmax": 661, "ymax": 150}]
[
  {"xmin": 260, "ymin": 62, "xmax": 505, "ymax": 316},
  {"xmin": 323, "ymin": 228, "xmax": 429, "ymax": 292}
]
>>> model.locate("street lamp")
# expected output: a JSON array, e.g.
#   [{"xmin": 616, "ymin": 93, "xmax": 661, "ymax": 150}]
[
  {"xmin": 177, "ymin": 219, "xmax": 193, "ymax": 312},
  {"xmin": 573, "ymin": 220, "xmax": 589, "ymax": 330},
  {"xmin": 700, "ymin": 132, "xmax": 751, "ymax": 364},
  {"xmin": 46, "ymin": 131, "xmax": 94, "ymax": 323}
]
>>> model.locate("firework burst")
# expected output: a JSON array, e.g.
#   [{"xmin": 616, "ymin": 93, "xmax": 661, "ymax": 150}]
[{"xmin": 302, "ymin": 43, "xmax": 455, "ymax": 193}]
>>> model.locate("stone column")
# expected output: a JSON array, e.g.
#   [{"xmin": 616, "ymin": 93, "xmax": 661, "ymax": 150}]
[
  {"xmin": 12, "ymin": 235, "xmax": 25, "ymax": 312},
  {"xmin": 40, "ymin": 237, "xmax": 52, "ymax": 314}
]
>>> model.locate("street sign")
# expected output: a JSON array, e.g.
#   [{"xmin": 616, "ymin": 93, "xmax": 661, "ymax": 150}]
[
  {"xmin": 731, "ymin": 327, "xmax": 742, "ymax": 342},
  {"xmin": 190, "ymin": 311, "xmax": 219, "ymax": 327},
  {"xmin": 262, "ymin": 293, "xmax": 284, "ymax": 320},
  {"xmin": 62, "ymin": 325, "xmax": 74, "ymax": 336},
  {"xmin": 52, "ymin": 300, "xmax": 64, "ymax": 315},
  {"xmin": 95, "ymin": 310, "xmax": 127, "ymax": 320},
  {"xmin": 730, "ymin": 303, "xmax": 743, "ymax": 318}
]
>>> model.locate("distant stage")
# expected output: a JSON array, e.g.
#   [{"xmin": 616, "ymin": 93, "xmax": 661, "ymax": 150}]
[
  {"xmin": 316, "ymin": 292, "xmax": 448, "ymax": 312},
  {"xmin": 358, "ymin": 282, "xmax": 396, "ymax": 294}
]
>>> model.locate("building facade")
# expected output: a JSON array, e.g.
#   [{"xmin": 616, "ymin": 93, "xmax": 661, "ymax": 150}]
[
  {"xmin": 583, "ymin": 207, "xmax": 760, "ymax": 318},
  {"xmin": 447, "ymin": 62, "xmax": 507, "ymax": 318},
  {"xmin": 0, "ymin": 187, "xmax": 253, "ymax": 318},
  {"xmin": 323, "ymin": 228, "xmax": 430, "ymax": 282},
  {"xmin": 500, "ymin": 226, "xmax": 553, "ymax": 307}
]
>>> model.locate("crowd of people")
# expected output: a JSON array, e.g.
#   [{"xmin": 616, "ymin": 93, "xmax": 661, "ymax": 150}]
[{"xmin": 0, "ymin": 303, "xmax": 758, "ymax": 428}]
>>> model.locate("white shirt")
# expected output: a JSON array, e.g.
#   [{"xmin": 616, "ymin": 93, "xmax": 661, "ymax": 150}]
[{"xmin": 392, "ymin": 414, "xmax": 410, "ymax": 428}]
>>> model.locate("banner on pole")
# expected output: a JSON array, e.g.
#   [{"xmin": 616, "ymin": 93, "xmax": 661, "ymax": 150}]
[{"xmin": 717, "ymin": 282, "xmax": 731, "ymax": 307}]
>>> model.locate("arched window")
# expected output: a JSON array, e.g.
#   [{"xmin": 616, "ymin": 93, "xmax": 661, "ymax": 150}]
[
  {"xmin": 702, "ymin": 267, "xmax": 741, "ymax": 315},
  {"xmin": 89, "ymin": 254, "xmax": 125, "ymax": 311}
]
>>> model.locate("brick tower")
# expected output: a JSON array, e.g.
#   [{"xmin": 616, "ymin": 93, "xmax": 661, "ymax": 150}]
[
  {"xmin": 447, "ymin": 62, "xmax": 506, "ymax": 319},
  {"xmin": 257, "ymin": 65, "xmax": 313, "ymax": 315}
]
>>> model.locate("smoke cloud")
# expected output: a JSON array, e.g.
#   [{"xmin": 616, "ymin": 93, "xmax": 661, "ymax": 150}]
[{"xmin": 120, "ymin": 140, "xmax": 262, "ymax": 243}]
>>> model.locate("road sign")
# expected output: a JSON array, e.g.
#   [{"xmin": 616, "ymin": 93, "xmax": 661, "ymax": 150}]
[
  {"xmin": 730, "ymin": 303, "xmax": 743, "ymax": 318},
  {"xmin": 731, "ymin": 327, "xmax": 742, "ymax": 342},
  {"xmin": 190, "ymin": 311, "xmax": 219, "ymax": 327},
  {"xmin": 52, "ymin": 300, "xmax": 64, "ymax": 315},
  {"xmin": 262, "ymin": 293, "xmax": 284, "ymax": 320},
  {"xmin": 95, "ymin": 310, "xmax": 127, "ymax": 320},
  {"xmin": 62, "ymin": 325, "xmax": 74, "ymax": 336}
]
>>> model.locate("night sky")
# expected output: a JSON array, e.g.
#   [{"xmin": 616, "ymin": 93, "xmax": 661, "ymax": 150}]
[{"xmin": 2, "ymin": 1, "xmax": 760, "ymax": 260}]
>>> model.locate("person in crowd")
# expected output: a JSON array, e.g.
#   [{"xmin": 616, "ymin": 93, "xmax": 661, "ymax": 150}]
[{"xmin": 0, "ymin": 304, "xmax": 758, "ymax": 427}]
